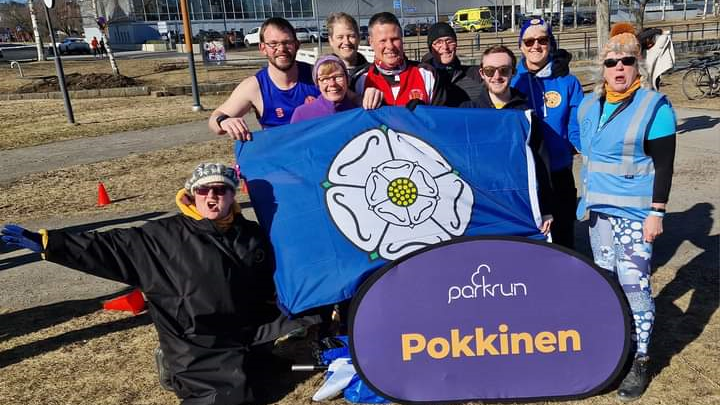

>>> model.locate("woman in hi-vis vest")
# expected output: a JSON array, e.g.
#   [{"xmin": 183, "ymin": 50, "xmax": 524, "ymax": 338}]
[{"xmin": 575, "ymin": 23, "xmax": 676, "ymax": 402}]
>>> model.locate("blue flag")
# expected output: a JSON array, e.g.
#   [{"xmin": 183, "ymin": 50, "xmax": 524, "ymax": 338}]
[{"xmin": 236, "ymin": 106, "xmax": 544, "ymax": 315}]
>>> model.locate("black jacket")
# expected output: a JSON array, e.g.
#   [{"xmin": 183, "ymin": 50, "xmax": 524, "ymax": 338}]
[
  {"xmin": 346, "ymin": 52, "xmax": 370, "ymax": 91},
  {"xmin": 461, "ymin": 84, "xmax": 554, "ymax": 216},
  {"xmin": 421, "ymin": 53, "xmax": 485, "ymax": 107},
  {"xmin": 45, "ymin": 212, "xmax": 312, "ymax": 404}
]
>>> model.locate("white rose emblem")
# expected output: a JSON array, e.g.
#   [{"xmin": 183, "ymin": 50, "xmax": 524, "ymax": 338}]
[{"xmin": 322, "ymin": 125, "xmax": 474, "ymax": 260}]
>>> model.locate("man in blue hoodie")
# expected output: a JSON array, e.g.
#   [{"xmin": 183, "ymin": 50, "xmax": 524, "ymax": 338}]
[{"xmin": 511, "ymin": 18, "xmax": 584, "ymax": 249}]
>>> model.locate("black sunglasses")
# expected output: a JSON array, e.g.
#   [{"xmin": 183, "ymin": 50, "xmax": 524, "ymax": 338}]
[
  {"xmin": 195, "ymin": 184, "xmax": 232, "ymax": 196},
  {"xmin": 603, "ymin": 56, "xmax": 637, "ymax": 68},
  {"xmin": 481, "ymin": 65, "xmax": 513, "ymax": 77},
  {"xmin": 522, "ymin": 36, "xmax": 549, "ymax": 47}
]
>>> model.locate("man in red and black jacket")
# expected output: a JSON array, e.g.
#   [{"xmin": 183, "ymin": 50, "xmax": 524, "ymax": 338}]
[{"xmin": 355, "ymin": 12, "xmax": 445, "ymax": 108}]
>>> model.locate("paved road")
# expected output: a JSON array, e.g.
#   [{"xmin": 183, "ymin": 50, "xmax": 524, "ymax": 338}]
[
  {"xmin": 0, "ymin": 107, "xmax": 717, "ymax": 312},
  {"xmin": 0, "ymin": 115, "xmax": 261, "ymax": 186}
]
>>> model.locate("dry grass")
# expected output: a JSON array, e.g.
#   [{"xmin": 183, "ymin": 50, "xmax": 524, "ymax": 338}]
[
  {"xmin": 0, "ymin": 49, "xmax": 718, "ymax": 405},
  {"xmin": 0, "ymin": 56, "xmax": 259, "ymax": 93},
  {"xmin": 2, "ymin": 50, "xmax": 718, "ymax": 152},
  {"xmin": 0, "ymin": 139, "xmax": 236, "ymax": 223},
  {"xmin": 0, "ymin": 114, "xmax": 717, "ymax": 405},
  {"xmin": 0, "ymin": 263, "xmax": 716, "ymax": 405},
  {"xmin": 0, "ymin": 95, "xmax": 231, "ymax": 151}
]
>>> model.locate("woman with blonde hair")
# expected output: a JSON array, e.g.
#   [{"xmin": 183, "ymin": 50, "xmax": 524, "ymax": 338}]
[
  {"xmin": 575, "ymin": 23, "xmax": 677, "ymax": 402},
  {"xmin": 326, "ymin": 12, "xmax": 369, "ymax": 87}
]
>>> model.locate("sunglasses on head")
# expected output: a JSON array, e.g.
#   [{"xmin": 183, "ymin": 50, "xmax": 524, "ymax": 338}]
[
  {"xmin": 482, "ymin": 65, "xmax": 513, "ymax": 77},
  {"xmin": 195, "ymin": 184, "xmax": 232, "ymax": 196},
  {"xmin": 522, "ymin": 36, "xmax": 549, "ymax": 47},
  {"xmin": 603, "ymin": 56, "xmax": 637, "ymax": 68}
]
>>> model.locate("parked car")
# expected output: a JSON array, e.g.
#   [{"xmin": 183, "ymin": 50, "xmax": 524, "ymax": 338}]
[
  {"xmin": 578, "ymin": 12, "xmax": 596, "ymax": 25},
  {"xmin": 295, "ymin": 27, "xmax": 312, "ymax": 42},
  {"xmin": 196, "ymin": 29, "xmax": 223, "ymax": 42},
  {"xmin": 359, "ymin": 25, "xmax": 369, "ymax": 41},
  {"xmin": 489, "ymin": 19, "xmax": 509, "ymax": 32},
  {"xmin": 403, "ymin": 23, "xmax": 429, "ymax": 36},
  {"xmin": 244, "ymin": 27, "xmax": 261, "ymax": 46},
  {"xmin": 58, "ymin": 37, "xmax": 90, "ymax": 55},
  {"xmin": 307, "ymin": 27, "xmax": 320, "ymax": 43}
]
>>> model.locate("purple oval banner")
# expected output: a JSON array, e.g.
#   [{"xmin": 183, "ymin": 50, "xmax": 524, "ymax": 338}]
[{"xmin": 350, "ymin": 237, "xmax": 630, "ymax": 403}]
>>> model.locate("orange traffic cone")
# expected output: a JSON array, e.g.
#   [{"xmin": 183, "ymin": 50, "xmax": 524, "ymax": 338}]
[
  {"xmin": 241, "ymin": 179, "xmax": 249, "ymax": 194},
  {"xmin": 97, "ymin": 182, "xmax": 111, "ymax": 206},
  {"xmin": 103, "ymin": 288, "xmax": 146, "ymax": 315}
]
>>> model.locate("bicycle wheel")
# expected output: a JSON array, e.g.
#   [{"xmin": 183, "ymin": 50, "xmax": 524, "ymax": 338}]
[{"xmin": 682, "ymin": 68, "xmax": 711, "ymax": 100}]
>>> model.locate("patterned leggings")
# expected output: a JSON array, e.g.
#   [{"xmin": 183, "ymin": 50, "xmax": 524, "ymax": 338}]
[{"xmin": 589, "ymin": 211, "xmax": 655, "ymax": 356}]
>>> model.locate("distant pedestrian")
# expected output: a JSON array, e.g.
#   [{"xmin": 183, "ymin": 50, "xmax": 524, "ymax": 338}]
[
  {"xmin": 99, "ymin": 38, "xmax": 107, "ymax": 58},
  {"xmin": 91, "ymin": 36, "xmax": 99, "ymax": 58}
]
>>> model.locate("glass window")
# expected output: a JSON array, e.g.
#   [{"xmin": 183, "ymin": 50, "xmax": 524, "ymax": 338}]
[
  {"xmin": 159, "ymin": 0, "xmax": 170, "ymax": 17},
  {"xmin": 168, "ymin": 0, "xmax": 179, "ymax": 20},
  {"xmin": 144, "ymin": 0, "xmax": 159, "ymax": 21},
  {"xmin": 132, "ymin": 0, "xmax": 147, "ymax": 20},
  {"xmin": 282, "ymin": 0, "xmax": 292, "ymax": 18},
  {"xmin": 272, "ymin": 0, "xmax": 284, "ymax": 17},
  {"xmin": 210, "ymin": 0, "xmax": 224, "ymax": 19},
  {"xmin": 262, "ymin": 0, "xmax": 272, "ymax": 17},
  {"xmin": 189, "ymin": 0, "xmax": 203, "ymax": 20},
  {"xmin": 224, "ymin": 0, "xmax": 235, "ymax": 19},
  {"xmin": 300, "ymin": 0, "xmax": 312, "ymax": 18}
]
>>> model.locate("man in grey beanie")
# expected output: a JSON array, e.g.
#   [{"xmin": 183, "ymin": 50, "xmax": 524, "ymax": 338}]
[
  {"xmin": 421, "ymin": 21, "xmax": 484, "ymax": 106},
  {"xmin": 1, "ymin": 162, "xmax": 319, "ymax": 405}
]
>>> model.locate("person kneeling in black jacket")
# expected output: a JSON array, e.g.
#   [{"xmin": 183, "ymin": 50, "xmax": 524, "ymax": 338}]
[{"xmin": 1, "ymin": 163, "xmax": 318, "ymax": 405}]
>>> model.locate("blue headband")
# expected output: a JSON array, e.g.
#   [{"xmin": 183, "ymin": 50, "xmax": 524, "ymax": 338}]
[{"xmin": 518, "ymin": 18, "xmax": 556, "ymax": 50}]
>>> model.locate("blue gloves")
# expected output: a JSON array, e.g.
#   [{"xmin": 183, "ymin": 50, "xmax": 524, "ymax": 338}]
[{"xmin": 1, "ymin": 224, "xmax": 43, "ymax": 253}]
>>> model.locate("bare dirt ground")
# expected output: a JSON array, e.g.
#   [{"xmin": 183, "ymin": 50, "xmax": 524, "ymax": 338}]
[
  {"xmin": 0, "ymin": 57, "xmax": 259, "ymax": 93},
  {"xmin": 15, "ymin": 72, "xmax": 141, "ymax": 93}
]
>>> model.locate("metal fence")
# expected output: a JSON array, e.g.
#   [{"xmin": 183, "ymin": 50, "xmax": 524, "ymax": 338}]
[{"xmin": 400, "ymin": 20, "xmax": 720, "ymax": 62}]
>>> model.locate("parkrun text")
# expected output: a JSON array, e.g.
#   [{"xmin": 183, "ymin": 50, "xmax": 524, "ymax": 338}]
[{"xmin": 448, "ymin": 264, "xmax": 528, "ymax": 304}]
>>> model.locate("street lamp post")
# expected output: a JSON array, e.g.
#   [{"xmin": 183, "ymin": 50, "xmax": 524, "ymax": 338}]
[
  {"xmin": 43, "ymin": 1, "xmax": 74, "ymax": 124},
  {"xmin": 179, "ymin": 0, "xmax": 202, "ymax": 111},
  {"xmin": 220, "ymin": 0, "xmax": 228, "ymax": 33}
]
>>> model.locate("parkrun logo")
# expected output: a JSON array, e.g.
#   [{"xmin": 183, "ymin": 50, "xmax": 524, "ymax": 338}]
[
  {"xmin": 448, "ymin": 264, "xmax": 527, "ymax": 304},
  {"xmin": 401, "ymin": 324, "xmax": 582, "ymax": 361}
]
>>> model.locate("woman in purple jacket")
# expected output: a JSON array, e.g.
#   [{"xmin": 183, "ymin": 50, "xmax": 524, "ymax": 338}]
[{"xmin": 291, "ymin": 55, "xmax": 380, "ymax": 123}]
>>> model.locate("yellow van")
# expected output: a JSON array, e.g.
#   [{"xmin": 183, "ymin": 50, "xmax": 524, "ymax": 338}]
[{"xmin": 451, "ymin": 7, "xmax": 493, "ymax": 32}]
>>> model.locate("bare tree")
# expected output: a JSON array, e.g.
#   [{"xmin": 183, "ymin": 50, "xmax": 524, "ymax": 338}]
[
  {"xmin": 27, "ymin": 0, "xmax": 46, "ymax": 60},
  {"xmin": 0, "ymin": 1, "xmax": 32, "ymax": 40},
  {"xmin": 622, "ymin": 0, "xmax": 650, "ymax": 29},
  {"xmin": 85, "ymin": 0, "xmax": 120, "ymax": 75},
  {"xmin": 596, "ymin": 0, "xmax": 610, "ymax": 55},
  {"xmin": 51, "ymin": 0, "xmax": 83, "ymax": 36}
]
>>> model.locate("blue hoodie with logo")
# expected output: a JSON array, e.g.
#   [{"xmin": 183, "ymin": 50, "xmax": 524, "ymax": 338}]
[{"xmin": 511, "ymin": 58, "xmax": 584, "ymax": 172}]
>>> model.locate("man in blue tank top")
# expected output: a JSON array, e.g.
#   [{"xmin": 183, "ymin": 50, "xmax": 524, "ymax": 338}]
[{"xmin": 209, "ymin": 17, "xmax": 320, "ymax": 141}]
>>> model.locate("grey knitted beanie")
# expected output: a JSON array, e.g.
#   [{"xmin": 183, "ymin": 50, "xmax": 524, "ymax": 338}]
[{"xmin": 185, "ymin": 163, "xmax": 239, "ymax": 195}]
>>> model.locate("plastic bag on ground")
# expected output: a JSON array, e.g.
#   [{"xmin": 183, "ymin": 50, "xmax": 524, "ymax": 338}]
[{"xmin": 312, "ymin": 357, "xmax": 355, "ymax": 401}]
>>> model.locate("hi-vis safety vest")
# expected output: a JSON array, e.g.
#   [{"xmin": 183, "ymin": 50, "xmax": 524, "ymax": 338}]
[{"xmin": 576, "ymin": 88, "xmax": 665, "ymax": 220}]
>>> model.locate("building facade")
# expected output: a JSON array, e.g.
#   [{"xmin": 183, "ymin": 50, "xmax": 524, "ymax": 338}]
[{"xmin": 83, "ymin": 0, "xmax": 537, "ymax": 47}]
